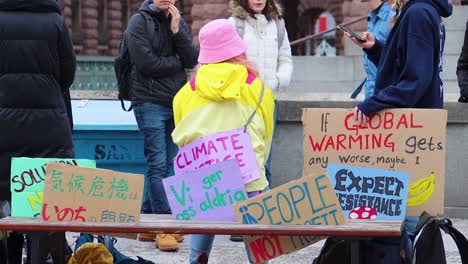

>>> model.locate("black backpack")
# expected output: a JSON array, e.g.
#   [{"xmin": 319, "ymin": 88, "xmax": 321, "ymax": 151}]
[
  {"xmin": 313, "ymin": 212, "xmax": 468, "ymax": 264},
  {"xmin": 412, "ymin": 212, "xmax": 468, "ymax": 264},
  {"xmin": 115, "ymin": 30, "xmax": 133, "ymax": 112},
  {"xmin": 114, "ymin": 11, "xmax": 154, "ymax": 112}
]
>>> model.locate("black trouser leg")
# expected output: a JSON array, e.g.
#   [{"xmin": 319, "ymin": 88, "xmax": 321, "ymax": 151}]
[{"xmin": 26, "ymin": 232, "xmax": 67, "ymax": 264}]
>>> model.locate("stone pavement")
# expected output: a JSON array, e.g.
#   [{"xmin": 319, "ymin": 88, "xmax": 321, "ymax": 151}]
[{"xmin": 65, "ymin": 218, "xmax": 468, "ymax": 264}]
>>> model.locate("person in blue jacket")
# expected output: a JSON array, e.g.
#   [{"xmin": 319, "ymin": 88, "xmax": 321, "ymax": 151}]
[
  {"xmin": 352, "ymin": 0, "xmax": 394, "ymax": 99},
  {"xmin": 346, "ymin": 0, "xmax": 452, "ymax": 125},
  {"xmin": 345, "ymin": 0, "xmax": 452, "ymax": 261}
]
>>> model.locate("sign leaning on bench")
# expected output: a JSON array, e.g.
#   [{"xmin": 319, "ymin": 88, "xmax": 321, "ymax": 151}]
[
  {"xmin": 10, "ymin": 157, "xmax": 96, "ymax": 218},
  {"xmin": 41, "ymin": 163, "xmax": 143, "ymax": 224},
  {"xmin": 232, "ymin": 173, "xmax": 346, "ymax": 263},
  {"xmin": 302, "ymin": 108, "xmax": 447, "ymax": 216},
  {"xmin": 163, "ymin": 159, "xmax": 248, "ymax": 221}
]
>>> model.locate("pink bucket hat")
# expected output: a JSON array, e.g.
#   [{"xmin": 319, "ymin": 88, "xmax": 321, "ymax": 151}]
[{"xmin": 198, "ymin": 19, "xmax": 248, "ymax": 64}]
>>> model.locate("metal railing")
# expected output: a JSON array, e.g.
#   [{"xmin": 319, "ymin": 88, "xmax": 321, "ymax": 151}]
[{"xmin": 290, "ymin": 15, "xmax": 367, "ymax": 46}]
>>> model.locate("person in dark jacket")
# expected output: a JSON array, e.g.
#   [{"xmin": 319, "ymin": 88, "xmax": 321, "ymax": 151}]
[
  {"xmin": 126, "ymin": 0, "xmax": 198, "ymax": 251},
  {"xmin": 345, "ymin": 0, "xmax": 452, "ymax": 262},
  {"xmin": 457, "ymin": 21, "xmax": 468, "ymax": 103},
  {"xmin": 0, "ymin": 0, "xmax": 76, "ymax": 262},
  {"xmin": 346, "ymin": 0, "xmax": 452, "ymax": 124}
]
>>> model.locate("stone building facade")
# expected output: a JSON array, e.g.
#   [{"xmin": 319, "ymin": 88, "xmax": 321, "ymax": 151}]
[{"xmin": 58, "ymin": 0, "xmax": 464, "ymax": 56}]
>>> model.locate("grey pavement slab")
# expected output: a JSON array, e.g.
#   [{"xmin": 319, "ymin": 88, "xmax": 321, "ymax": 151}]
[{"xmin": 65, "ymin": 218, "xmax": 468, "ymax": 264}]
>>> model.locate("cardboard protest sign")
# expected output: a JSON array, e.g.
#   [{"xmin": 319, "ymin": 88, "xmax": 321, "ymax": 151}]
[
  {"xmin": 174, "ymin": 128, "xmax": 260, "ymax": 184},
  {"xmin": 41, "ymin": 163, "xmax": 143, "ymax": 224},
  {"xmin": 302, "ymin": 108, "xmax": 447, "ymax": 216},
  {"xmin": 326, "ymin": 164, "xmax": 409, "ymax": 220},
  {"xmin": 164, "ymin": 159, "xmax": 247, "ymax": 221},
  {"xmin": 233, "ymin": 174, "xmax": 346, "ymax": 263},
  {"xmin": 10, "ymin": 158, "xmax": 96, "ymax": 218}
]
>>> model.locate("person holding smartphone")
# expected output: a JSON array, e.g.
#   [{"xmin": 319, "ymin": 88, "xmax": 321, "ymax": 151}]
[
  {"xmin": 345, "ymin": 0, "xmax": 452, "ymax": 125},
  {"xmin": 125, "ymin": 0, "xmax": 198, "ymax": 251},
  {"xmin": 345, "ymin": 0, "xmax": 451, "ymax": 261},
  {"xmin": 350, "ymin": 0, "xmax": 395, "ymax": 99}
]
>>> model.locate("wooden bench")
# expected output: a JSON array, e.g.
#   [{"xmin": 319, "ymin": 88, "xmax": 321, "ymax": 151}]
[{"xmin": 0, "ymin": 214, "xmax": 403, "ymax": 264}]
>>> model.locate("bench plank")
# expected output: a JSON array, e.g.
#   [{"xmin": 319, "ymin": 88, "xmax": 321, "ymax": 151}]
[{"xmin": 0, "ymin": 214, "xmax": 402, "ymax": 237}]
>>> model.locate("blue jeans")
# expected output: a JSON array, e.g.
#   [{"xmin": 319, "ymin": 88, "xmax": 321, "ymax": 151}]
[
  {"xmin": 134, "ymin": 103, "xmax": 178, "ymax": 215},
  {"xmin": 189, "ymin": 187, "xmax": 270, "ymax": 264},
  {"xmin": 265, "ymin": 101, "xmax": 278, "ymax": 185}
]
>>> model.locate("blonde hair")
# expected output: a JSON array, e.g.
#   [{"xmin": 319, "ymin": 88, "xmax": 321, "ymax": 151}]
[
  {"xmin": 391, "ymin": 0, "xmax": 409, "ymax": 26},
  {"xmin": 194, "ymin": 53, "xmax": 259, "ymax": 77},
  {"xmin": 224, "ymin": 53, "xmax": 259, "ymax": 77}
]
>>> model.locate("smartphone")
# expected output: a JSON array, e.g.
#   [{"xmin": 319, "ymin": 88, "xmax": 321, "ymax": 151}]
[{"xmin": 337, "ymin": 25, "xmax": 366, "ymax": 43}]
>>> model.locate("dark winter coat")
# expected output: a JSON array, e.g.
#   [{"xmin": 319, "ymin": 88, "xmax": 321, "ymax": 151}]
[
  {"xmin": 457, "ymin": 21, "xmax": 468, "ymax": 102},
  {"xmin": 358, "ymin": 0, "xmax": 453, "ymax": 116},
  {"xmin": 127, "ymin": 0, "xmax": 199, "ymax": 108},
  {"xmin": 0, "ymin": 0, "xmax": 76, "ymax": 202}
]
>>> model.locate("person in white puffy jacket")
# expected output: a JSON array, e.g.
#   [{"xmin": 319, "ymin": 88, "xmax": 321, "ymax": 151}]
[
  {"xmin": 228, "ymin": 0, "xmax": 293, "ymax": 178},
  {"xmin": 229, "ymin": 0, "xmax": 293, "ymax": 94},
  {"xmin": 228, "ymin": 0, "xmax": 293, "ymax": 243}
]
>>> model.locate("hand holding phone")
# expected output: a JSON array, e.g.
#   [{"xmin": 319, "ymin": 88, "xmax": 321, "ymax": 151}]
[{"xmin": 337, "ymin": 25, "xmax": 366, "ymax": 43}]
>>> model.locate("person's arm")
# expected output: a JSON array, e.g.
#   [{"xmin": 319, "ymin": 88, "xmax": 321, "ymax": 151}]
[
  {"xmin": 363, "ymin": 39, "xmax": 384, "ymax": 66},
  {"xmin": 172, "ymin": 20, "xmax": 199, "ymax": 69},
  {"xmin": 457, "ymin": 21, "xmax": 468, "ymax": 102},
  {"xmin": 57, "ymin": 19, "xmax": 76, "ymax": 130},
  {"xmin": 344, "ymin": 31, "xmax": 383, "ymax": 66},
  {"xmin": 127, "ymin": 14, "xmax": 182, "ymax": 78},
  {"xmin": 358, "ymin": 10, "xmax": 436, "ymax": 116},
  {"xmin": 276, "ymin": 20, "xmax": 293, "ymax": 91}
]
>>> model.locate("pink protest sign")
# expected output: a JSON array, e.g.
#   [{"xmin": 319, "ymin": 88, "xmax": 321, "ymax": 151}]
[
  {"xmin": 174, "ymin": 128, "xmax": 261, "ymax": 184},
  {"xmin": 163, "ymin": 160, "xmax": 247, "ymax": 221}
]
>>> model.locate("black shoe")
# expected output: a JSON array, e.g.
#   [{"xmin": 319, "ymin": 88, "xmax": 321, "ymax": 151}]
[{"xmin": 229, "ymin": 235, "xmax": 243, "ymax": 242}]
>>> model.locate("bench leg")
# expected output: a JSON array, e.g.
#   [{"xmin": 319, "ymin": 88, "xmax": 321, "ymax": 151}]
[
  {"xmin": 350, "ymin": 240, "xmax": 361, "ymax": 264},
  {"xmin": 50, "ymin": 232, "xmax": 66, "ymax": 264},
  {"xmin": 2, "ymin": 230, "xmax": 9, "ymax": 264},
  {"xmin": 28, "ymin": 232, "xmax": 48, "ymax": 264},
  {"xmin": 27, "ymin": 232, "xmax": 66, "ymax": 264}
]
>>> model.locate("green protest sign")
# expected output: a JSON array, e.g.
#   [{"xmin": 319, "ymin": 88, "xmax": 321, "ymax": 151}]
[{"xmin": 10, "ymin": 157, "xmax": 96, "ymax": 218}]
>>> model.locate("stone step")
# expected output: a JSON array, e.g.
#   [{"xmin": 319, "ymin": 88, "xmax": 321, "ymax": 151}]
[
  {"xmin": 288, "ymin": 80, "xmax": 460, "ymax": 94},
  {"xmin": 443, "ymin": 5, "xmax": 468, "ymax": 31}
]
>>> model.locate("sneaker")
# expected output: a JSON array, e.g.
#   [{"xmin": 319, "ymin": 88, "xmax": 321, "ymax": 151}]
[
  {"xmin": 229, "ymin": 235, "xmax": 244, "ymax": 242},
  {"xmin": 138, "ymin": 233, "xmax": 155, "ymax": 242},
  {"xmin": 155, "ymin": 234, "xmax": 178, "ymax": 251},
  {"xmin": 172, "ymin": 234, "xmax": 184, "ymax": 243}
]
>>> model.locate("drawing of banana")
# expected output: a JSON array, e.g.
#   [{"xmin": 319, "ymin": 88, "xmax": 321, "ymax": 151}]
[{"xmin": 407, "ymin": 172, "xmax": 435, "ymax": 207}]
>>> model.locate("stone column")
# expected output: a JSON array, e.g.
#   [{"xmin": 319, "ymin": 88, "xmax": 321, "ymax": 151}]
[
  {"xmin": 108, "ymin": 0, "xmax": 123, "ymax": 56},
  {"xmin": 297, "ymin": 0, "xmax": 346, "ymax": 55},
  {"xmin": 190, "ymin": 0, "xmax": 229, "ymax": 44},
  {"xmin": 341, "ymin": 0, "xmax": 368, "ymax": 31},
  {"xmin": 82, "ymin": 0, "xmax": 99, "ymax": 55},
  {"xmin": 178, "ymin": 0, "xmax": 193, "ymax": 27},
  {"xmin": 59, "ymin": 0, "xmax": 73, "ymax": 33}
]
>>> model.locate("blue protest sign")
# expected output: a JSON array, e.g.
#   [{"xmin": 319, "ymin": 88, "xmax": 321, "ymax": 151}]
[{"xmin": 327, "ymin": 164, "xmax": 409, "ymax": 220}]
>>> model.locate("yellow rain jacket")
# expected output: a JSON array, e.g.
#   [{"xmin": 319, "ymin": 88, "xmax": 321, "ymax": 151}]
[{"xmin": 172, "ymin": 63, "xmax": 275, "ymax": 192}]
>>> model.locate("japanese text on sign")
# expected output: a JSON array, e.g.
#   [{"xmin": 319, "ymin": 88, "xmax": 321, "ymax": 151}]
[{"xmin": 41, "ymin": 163, "xmax": 143, "ymax": 223}]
